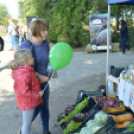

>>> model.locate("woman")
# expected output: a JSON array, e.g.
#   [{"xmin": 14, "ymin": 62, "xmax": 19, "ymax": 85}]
[
  {"xmin": 19, "ymin": 19, "xmax": 51, "ymax": 134},
  {"xmin": 116, "ymin": 19, "xmax": 130, "ymax": 54}
]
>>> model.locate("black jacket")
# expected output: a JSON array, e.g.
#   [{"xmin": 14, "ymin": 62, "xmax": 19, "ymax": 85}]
[{"xmin": 120, "ymin": 19, "xmax": 128, "ymax": 39}]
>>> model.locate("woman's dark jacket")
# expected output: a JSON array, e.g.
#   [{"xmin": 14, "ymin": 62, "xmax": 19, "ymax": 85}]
[{"xmin": 120, "ymin": 19, "xmax": 128, "ymax": 39}]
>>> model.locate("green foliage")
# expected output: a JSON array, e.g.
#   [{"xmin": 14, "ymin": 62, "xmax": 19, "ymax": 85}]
[
  {"xmin": 0, "ymin": 3, "xmax": 9, "ymax": 25},
  {"xmin": 12, "ymin": 19, "xmax": 19, "ymax": 25},
  {"xmin": 126, "ymin": 17, "xmax": 134, "ymax": 48},
  {"xmin": 18, "ymin": 1, "xmax": 27, "ymax": 24},
  {"xmin": 92, "ymin": 0, "xmax": 107, "ymax": 14},
  {"xmin": 17, "ymin": 0, "xmax": 134, "ymax": 48},
  {"xmin": 17, "ymin": 0, "xmax": 92, "ymax": 47}
]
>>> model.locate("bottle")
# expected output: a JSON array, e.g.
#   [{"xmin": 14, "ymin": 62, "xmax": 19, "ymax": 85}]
[{"xmin": 46, "ymin": 63, "xmax": 53, "ymax": 77}]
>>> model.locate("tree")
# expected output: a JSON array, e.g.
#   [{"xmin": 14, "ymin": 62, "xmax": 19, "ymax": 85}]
[
  {"xmin": 0, "ymin": 3, "xmax": 9, "ymax": 25},
  {"xmin": 18, "ymin": 0, "xmax": 27, "ymax": 23},
  {"xmin": 17, "ymin": 0, "xmax": 134, "ymax": 48}
]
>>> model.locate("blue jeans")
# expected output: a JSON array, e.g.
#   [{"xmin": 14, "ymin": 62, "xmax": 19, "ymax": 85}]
[
  {"xmin": 11, "ymin": 35, "xmax": 19, "ymax": 49},
  {"xmin": 32, "ymin": 82, "xmax": 50, "ymax": 131},
  {"xmin": 120, "ymin": 37, "xmax": 130, "ymax": 54}
]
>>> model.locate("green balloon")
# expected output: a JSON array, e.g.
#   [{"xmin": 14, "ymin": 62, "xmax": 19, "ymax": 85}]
[{"xmin": 49, "ymin": 42, "xmax": 73, "ymax": 70}]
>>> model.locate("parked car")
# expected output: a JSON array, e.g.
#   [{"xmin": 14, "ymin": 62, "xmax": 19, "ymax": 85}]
[{"xmin": 0, "ymin": 36, "xmax": 4, "ymax": 51}]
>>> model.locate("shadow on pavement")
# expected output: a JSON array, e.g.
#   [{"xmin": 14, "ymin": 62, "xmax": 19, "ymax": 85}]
[{"xmin": 0, "ymin": 64, "xmax": 10, "ymax": 72}]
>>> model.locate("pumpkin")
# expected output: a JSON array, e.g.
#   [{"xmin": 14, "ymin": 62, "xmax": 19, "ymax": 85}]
[{"xmin": 112, "ymin": 113, "xmax": 133, "ymax": 124}]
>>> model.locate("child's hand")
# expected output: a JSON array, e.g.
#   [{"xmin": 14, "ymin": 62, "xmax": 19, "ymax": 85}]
[{"xmin": 39, "ymin": 90, "xmax": 44, "ymax": 97}]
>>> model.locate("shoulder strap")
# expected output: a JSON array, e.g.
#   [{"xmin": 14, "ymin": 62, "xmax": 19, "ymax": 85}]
[
  {"xmin": 11, "ymin": 24, "xmax": 15, "ymax": 30},
  {"xmin": 26, "ymin": 39, "xmax": 38, "ymax": 72}
]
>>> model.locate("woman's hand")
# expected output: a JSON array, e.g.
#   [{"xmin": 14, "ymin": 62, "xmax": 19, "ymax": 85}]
[
  {"xmin": 116, "ymin": 30, "xmax": 120, "ymax": 33},
  {"xmin": 39, "ymin": 90, "xmax": 44, "ymax": 97},
  {"xmin": 37, "ymin": 74, "xmax": 49, "ymax": 83}
]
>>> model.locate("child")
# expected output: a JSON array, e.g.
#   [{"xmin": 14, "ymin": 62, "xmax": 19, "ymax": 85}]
[{"xmin": 9, "ymin": 49, "xmax": 44, "ymax": 134}]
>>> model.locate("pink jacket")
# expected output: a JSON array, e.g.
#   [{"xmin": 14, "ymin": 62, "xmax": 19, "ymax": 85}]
[{"xmin": 12, "ymin": 66, "xmax": 43, "ymax": 110}]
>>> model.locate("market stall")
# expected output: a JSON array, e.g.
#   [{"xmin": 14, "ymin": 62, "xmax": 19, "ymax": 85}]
[
  {"xmin": 56, "ymin": 86, "xmax": 134, "ymax": 134},
  {"xmin": 106, "ymin": 0, "xmax": 134, "ymax": 96},
  {"xmin": 56, "ymin": 1, "xmax": 134, "ymax": 133}
]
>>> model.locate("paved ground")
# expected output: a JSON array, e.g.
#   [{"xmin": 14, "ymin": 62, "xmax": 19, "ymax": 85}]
[{"xmin": 0, "ymin": 39, "xmax": 134, "ymax": 134}]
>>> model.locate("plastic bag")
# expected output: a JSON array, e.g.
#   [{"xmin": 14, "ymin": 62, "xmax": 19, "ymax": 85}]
[{"xmin": 52, "ymin": 71, "xmax": 58, "ymax": 78}]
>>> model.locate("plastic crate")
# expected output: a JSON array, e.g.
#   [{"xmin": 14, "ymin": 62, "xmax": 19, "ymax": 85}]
[
  {"xmin": 69, "ymin": 103, "xmax": 103, "ymax": 134},
  {"xmin": 93, "ymin": 95, "xmax": 126, "ymax": 113},
  {"xmin": 110, "ymin": 108, "xmax": 134, "ymax": 134},
  {"xmin": 76, "ymin": 90, "xmax": 103, "ymax": 102},
  {"xmin": 108, "ymin": 108, "xmax": 134, "ymax": 134},
  {"xmin": 110, "ymin": 65, "xmax": 125, "ymax": 78},
  {"xmin": 59, "ymin": 95, "xmax": 97, "ymax": 128},
  {"xmin": 70, "ymin": 107, "xmax": 116, "ymax": 134}
]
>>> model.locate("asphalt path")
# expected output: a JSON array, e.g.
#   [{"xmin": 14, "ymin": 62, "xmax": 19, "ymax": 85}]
[{"xmin": 0, "ymin": 39, "xmax": 134, "ymax": 134}]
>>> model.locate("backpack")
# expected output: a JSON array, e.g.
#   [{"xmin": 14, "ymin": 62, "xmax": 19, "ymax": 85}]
[
  {"xmin": 0, "ymin": 36, "xmax": 4, "ymax": 51},
  {"xmin": 12, "ymin": 25, "xmax": 19, "ymax": 38}
]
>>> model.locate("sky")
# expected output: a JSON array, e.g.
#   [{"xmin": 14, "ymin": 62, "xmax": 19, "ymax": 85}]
[{"xmin": 0, "ymin": 0, "xmax": 19, "ymax": 19}]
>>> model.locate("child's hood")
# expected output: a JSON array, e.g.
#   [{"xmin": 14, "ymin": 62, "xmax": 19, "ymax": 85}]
[
  {"xmin": 12, "ymin": 66, "xmax": 33, "ymax": 80},
  {"xmin": 12, "ymin": 69, "xmax": 26, "ymax": 80}
]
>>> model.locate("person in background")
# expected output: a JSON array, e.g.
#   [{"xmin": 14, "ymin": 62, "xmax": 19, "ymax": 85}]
[
  {"xmin": 6, "ymin": 24, "xmax": 11, "ymax": 45},
  {"xmin": 27, "ymin": 18, "xmax": 37, "ymax": 39},
  {"xmin": 116, "ymin": 19, "xmax": 131, "ymax": 54},
  {"xmin": 6, "ymin": 24, "xmax": 9, "ymax": 37},
  {"xmin": 19, "ymin": 19, "xmax": 51, "ymax": 134},
  {"xmin": 19, "ymin": 24, "xmax": 26, "ymax": 44},
  {"xmin": 8, "ymin": 49, "xmax": 44, "ymax": 134},
  {"xmin": 8, "ymin": 19, "xmax": 19, "ymax": 51}
]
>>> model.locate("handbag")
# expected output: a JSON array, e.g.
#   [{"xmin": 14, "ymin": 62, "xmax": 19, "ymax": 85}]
[{"xmin": 52, "ymin": 71, "xmax": 58, "ymax": 78}]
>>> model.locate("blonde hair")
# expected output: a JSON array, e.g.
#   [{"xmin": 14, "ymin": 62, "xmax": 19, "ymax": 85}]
[
  {"xmin": 30, "ymin": 19, "xmax": 49, "ymax": 38},
  {"xmin": 9, "ymin": 49, "xmax": 32, "ymax": 70}
]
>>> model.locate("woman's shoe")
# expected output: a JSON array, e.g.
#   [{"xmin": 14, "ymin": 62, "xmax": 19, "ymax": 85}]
[{"xmin": 43, "ymin": 130, "xmax": 51, "ymax": 134}]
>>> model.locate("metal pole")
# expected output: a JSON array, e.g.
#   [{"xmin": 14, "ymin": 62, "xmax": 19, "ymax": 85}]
[{"xmin": 106, "ymin": 4, "xmax": 111, "ymax": 96}]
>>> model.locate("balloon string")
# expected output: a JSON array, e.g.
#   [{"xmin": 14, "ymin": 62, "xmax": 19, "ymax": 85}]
[
  {"xmin": 43, "ymin": 82, "xmax": 49, "ymax": 92},
  {"xmin": 42, "ymin": 71, "xmax": 54, "ymax": 92}
]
